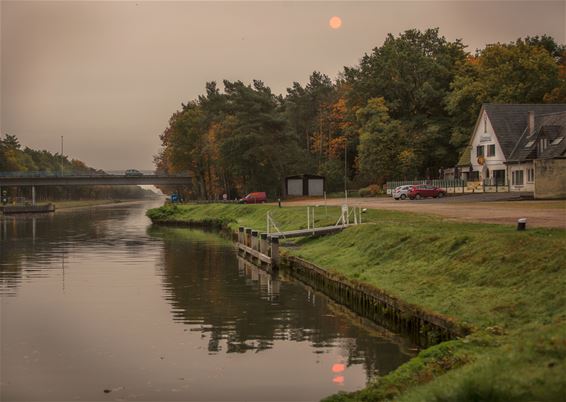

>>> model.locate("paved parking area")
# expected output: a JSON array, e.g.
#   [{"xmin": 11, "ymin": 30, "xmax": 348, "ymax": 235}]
[{"xmin": 284, "ymin": 194, "xmax": 566, "ymax": 229}]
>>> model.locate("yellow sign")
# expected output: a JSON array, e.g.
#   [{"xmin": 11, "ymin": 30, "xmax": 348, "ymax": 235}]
[{"xmin": 477, "ymin": 156, "xmax": 485, "ymax": 165}]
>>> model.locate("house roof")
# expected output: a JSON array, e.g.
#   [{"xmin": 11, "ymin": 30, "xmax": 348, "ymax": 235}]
[
  {"xmin": 457, "ymin": 145, "xmax": 471, "ymax": 167},
  {"xmin": 285, "ymin": 174, "xmax": 325, "ymax": 180},
  {"xmin": 507, "ymin": 111, "xmax": 566, "ymax": 161},
  {"xmin": 457, "ymin": 104, "xmax": 566, "ymax": 166},
  {"xmin": 484, "ymin": 104, "xmax": 566, "ymax": 158}
]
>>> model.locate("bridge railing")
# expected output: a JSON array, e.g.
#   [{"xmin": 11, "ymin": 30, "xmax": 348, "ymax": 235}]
[
  {"xmin": 0, "ymin": 171, "xmax": 189, "ymax": 178},
  {"xmin": 0, "ymin": 171, "xmax": 108, "ymax": 178}
]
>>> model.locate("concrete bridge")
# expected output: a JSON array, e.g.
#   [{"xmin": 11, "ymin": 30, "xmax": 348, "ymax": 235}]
[
  {"xmin": 0, "ymin": 174, "xmax": 192, "ymax": 187},
  {"xmin": 0, "ymin": 173, "xmax": 192, "ymax": 205}
]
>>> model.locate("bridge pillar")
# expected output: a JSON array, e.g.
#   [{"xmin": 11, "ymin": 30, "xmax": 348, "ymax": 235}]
[{"xmin": 32, "ymin": 185, "xmax": 36, "ymax": 206}]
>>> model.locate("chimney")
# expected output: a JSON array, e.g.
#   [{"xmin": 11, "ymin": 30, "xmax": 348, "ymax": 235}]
[{"xmin": 528, "ymin": 111, "xmax": 535, "ymax": 136}]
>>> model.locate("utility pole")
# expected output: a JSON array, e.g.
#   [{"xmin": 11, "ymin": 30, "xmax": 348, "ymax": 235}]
[
  {"xmin": 60, "ymin": 136, "xmax": 64, "ymax": 176},
  {"xmin": 344, "ymin": 137, "xmax": 348, "ymax": 204}
]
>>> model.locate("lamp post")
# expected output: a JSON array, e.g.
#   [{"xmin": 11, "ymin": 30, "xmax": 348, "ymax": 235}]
[
  {"xmin": 344, "ymin": 137, "xmax": 348, "ymax": 204},
  {"xmin": 60, "ymin": 136, "xmax": 64, "ymax": 176}
]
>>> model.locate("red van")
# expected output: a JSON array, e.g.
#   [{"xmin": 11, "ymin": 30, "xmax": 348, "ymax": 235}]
[{"xmin": 239, "ymin": 192, "xmax": 267, "ymax": 204}]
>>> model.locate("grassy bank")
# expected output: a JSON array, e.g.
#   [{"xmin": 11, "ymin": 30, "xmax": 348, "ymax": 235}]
[{"xmin": 147, "ymin": 203, "xmax": 566, "ymax": 401}]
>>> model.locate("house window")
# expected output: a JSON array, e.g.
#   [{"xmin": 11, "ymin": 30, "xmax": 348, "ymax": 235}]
[
  {"xmin": 527, "ymin": 168, "xmax": 535, "ymax": 183},
  {"xmin": 487, "ymin": 144, "xmax": 496, "ymax": 157},
  {"xmin": 540, "ymin": 138, "xmax": 548, "ymax": 152},
  {"xmin": 476, "ymin": 145, "xmax": 484, "ymax": 157},
  {"xmin": 484, "ymin": 117, "xmax": 487, "ymax": 133},
  {"xmin": 512, "ymin": 170, "xmax": 524, "ymax": 186}
]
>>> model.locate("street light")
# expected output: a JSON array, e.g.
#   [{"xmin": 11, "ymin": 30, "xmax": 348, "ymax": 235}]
[
  {"xmin": 344, "ymin": 137, "xmax": 348, "ymax": 203},
  {"xmin": 60, "ymin": 136, "xmax": 64, "ymax": 176}
]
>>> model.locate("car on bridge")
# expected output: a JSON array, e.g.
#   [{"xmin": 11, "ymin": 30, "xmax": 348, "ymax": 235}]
[{"xmin": 125, "ymin": 169, "xmax": 143, "ymax": 176}]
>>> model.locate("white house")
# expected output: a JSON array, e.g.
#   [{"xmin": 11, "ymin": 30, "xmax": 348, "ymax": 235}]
[{"xmin": 457, "ymin": 104, "xmax": 566, "ymax": 196}]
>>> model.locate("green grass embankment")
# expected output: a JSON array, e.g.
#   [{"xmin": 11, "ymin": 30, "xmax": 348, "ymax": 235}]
[{"xmin": 147, "ymin": 203, "xmax": 566, "ymax": 401}]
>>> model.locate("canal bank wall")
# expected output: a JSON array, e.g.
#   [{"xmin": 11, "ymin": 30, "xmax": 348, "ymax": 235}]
[
  {"xmin": 150, "ymin": 217, "xmax": 470, "ymax": 347},
  {"xmin": 282, "ymin": 256, "xmax": 467, "ymax": 346}
]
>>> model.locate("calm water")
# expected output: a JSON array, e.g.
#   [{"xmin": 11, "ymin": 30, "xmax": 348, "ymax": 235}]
[{"xmin": 0, "ymin": 202, "xmax": 414, "ymax": 401}]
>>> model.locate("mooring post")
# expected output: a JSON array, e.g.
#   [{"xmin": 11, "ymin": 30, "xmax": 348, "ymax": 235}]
[
  {"xmin": 238, "ymin": 226, "xmax": 244, "ymax": 244},
  {"xmin": 245, "ymin": 228, "xmax": 252, "ymax": 247},
  {"xmin": 270, "ymin": 236, "xmax": 280, "ymax": 267},
  {"xmin": 251, "ymin": 230, "xmax": 259, "ymax": 251},
  {"xmin": 260, "ymin": 233, "xmax": 268, "ymax": 255}
]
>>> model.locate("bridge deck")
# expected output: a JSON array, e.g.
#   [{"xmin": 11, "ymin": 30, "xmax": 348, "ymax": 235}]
[{"xmin": 0, "ymin": 175, "xmax": 192, "ymax": 186}]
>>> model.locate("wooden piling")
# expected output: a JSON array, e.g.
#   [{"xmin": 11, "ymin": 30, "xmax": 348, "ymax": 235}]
[
  {"xmin": 270, "ymin": 236, "xmax": 280, "ymax": 267},
  {"xmin": 260, "ymin": 233, "xmax": 268, "ymax": 255},
  {"xmin": 245, "ymin": 228, "xmax": 252, "ymax": 247},
  {"xmin": 251, "ymin": 230, "xmax": 259, "ymax": 251}
]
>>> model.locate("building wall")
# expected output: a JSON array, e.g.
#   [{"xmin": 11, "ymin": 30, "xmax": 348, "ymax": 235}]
[
  {"xmin": 509, "ymin": 162, "xmax": 535, "ymax": 192},
  {"xmin": 469, "ymin": 110, "xmax": 507, "ymax": 182},
  {"xmin": 534, "ymin": 159, "xmax": 566, "ymax": 199}
]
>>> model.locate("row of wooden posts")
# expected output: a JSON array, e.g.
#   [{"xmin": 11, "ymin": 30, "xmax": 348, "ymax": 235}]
[{"xmin": 237, "ymin": 227, "xmax": 280, "ymax": 267}]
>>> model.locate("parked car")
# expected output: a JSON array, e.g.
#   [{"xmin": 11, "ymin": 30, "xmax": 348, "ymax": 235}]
[
  {"xmin": 125, "ymin": 169, "xmax": 143, "ymax": 176},
  {"xmin": 393, "ymin": 185, "xmax": 412, "ymax": 200},
  {"xmin": 239, "ymin": 192, "xmax": 267, "ymax": 204},
  {"xmin": 408, "ymin": 185, "xmax": 446, "ymax": 200}
]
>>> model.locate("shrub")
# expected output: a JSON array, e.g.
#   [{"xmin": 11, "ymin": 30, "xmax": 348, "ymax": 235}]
[{"xmin": 359, "ymin": 184, "xmax": 381, "ymax": 197}]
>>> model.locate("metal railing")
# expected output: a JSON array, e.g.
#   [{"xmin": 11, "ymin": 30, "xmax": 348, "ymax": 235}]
[
  {"xmin": 387, "ymin": 179, "xmax": 467, "ymax": 193},
  {"xmin": 0, "ymin": 171, "xmax": 189, "ymax": 178},
  {"xmin": 386, "ymin": 178, "xmax": 511, "ymax": 194}
]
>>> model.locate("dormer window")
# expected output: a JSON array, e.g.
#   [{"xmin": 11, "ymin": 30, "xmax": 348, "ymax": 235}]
[
  {"xmin": 524, "ymin": 140, "xmax": 535, "ymax": 148},
  {"xmin": 540, "ymin": 138, "xmax": 548, "ymax": 152},
  {"xmin": 551, "ymin": 137, "xmax": 564, "ymax": 145},
  {"xmin": 484, "ymin": 116, "xmax": 487, "ymax": 133}
]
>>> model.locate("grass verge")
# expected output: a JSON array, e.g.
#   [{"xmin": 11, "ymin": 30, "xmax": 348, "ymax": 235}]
[{"xmin": 147, "ymin": 203, "xmax": 566, "ymax": 401}]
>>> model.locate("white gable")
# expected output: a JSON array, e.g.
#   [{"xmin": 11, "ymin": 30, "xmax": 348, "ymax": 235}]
[{"xmin": 469, "ymin": 109, "xmax": 506, "ymax": 175}]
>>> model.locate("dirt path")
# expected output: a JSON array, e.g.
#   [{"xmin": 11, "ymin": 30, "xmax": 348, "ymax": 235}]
[{"xmin": 284, "ymin": 196, "xmax": 566, "ymax": 229}]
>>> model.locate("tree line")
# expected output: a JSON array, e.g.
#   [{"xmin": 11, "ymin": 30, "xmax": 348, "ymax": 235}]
[
  {"xmin": 154, "ymin": 29, "xmax": 565, "ymax": 199},
  {"xmin": 0, "ymin": 134, "xmax": 154, "ymax": 201}
]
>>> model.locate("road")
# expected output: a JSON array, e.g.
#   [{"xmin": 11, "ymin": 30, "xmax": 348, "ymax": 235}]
[{"xmin": 284, "ymin": 194, "xmax": 566, "ymax": 229}]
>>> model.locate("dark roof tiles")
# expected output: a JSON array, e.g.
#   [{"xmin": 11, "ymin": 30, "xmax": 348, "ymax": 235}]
[
  {"xmin": 508, "ymin": 111, "xmax": 566, "ymax": 161},
  {"xmin": 484, "ymin": 104, "xmax": 566, "ymax": 159}
]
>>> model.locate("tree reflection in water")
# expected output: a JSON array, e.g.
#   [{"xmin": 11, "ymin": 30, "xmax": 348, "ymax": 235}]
[{"xmin": 149, "ymin": 226, "xmax": 416, "ymax": 380}]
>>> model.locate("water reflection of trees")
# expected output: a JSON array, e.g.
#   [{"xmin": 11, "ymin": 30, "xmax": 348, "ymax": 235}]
[
  {"xmin": 0, "ymin": 205, "xmax": 149, "ymax": 294},
  {"xmin": 152, "ymin": 227, "xmax": 414, "ymax": 377}
]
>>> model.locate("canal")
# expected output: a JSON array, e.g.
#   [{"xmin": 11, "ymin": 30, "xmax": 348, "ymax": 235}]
[{"xmin": 0, "ymin": 201, "xmax": 415, "ymax": 401}]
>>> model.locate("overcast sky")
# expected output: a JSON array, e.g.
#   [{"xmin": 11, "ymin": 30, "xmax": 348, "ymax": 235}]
[{"xmin": 1, "ymin": 1, "xmax": 564, "ymax": 171}]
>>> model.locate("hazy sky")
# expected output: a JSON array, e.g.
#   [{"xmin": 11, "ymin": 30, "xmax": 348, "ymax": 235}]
[{"xmin": 1, "ymin": 1, "xmax": 565, "ymax": 170}]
